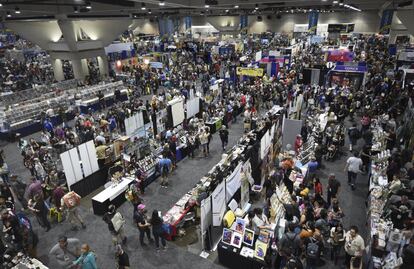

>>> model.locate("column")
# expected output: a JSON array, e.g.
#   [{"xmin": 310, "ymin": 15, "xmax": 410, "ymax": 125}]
[
  {"xmin": 51, "ymin": 58, "xmax": 65, "ymax": 81},
  {"xmin": 81, "ymin": 59, "xmax": 89, "ymax": 77},
  {"xmin": 97, "ymin": 56, "xmax": 109, "ymax": 77},
  {"xmin": 71, "ymin": 58, "xmax": 87, "ymax": 80}
]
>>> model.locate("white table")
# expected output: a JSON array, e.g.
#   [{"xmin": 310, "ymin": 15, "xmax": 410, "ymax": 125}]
[{"xmin": 91, "ymin": 177, "xmax": 134, "ymax": 215}]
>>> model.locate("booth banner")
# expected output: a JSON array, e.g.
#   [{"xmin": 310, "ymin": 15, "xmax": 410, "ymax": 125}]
[
  {"xmin": 184, "ymin": 16, "xmax": 192, "ymax": 30},
  {"xmin": 334, "ymin": 63, "xmax": 368, "ymax": 72},
  {"xmin": 240, "ymin": 15, "xmax": 248, "ymax": 30},
  {"xmin": 236, "ymin": 67, "xmax": 264, "ymax": 77},
  {"xmin": 379, "ymin": 9, "xmax": 394, "ymax": 35},
  {"xmin": 225, "ymin": 163, "xmax": 243, "ymax": 201},
  {"xmin": 150, "ymin": 62, "xmax": 163, "ymax": 69},
  {"xmin": 308, "ymin": 11, "xmax": 319, "ymax": 34},
  {"xmin": 326, "ymin": 50, "xmax": 354, "ymax": 62},
  {"xmin": 212, "ymin": 181, "xmax": 226, "ymax": 226}
]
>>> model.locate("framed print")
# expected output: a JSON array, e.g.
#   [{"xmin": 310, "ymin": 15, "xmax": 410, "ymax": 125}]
[
  {"xmin": 234, "ymin": 217, "xmax": 246, "ymax": 234},
  {"xmin": 222, "ymin": 228, "xmax": 233, "ymax": 245},
  {"xmin": 258, "ymin": 230, "xmax": 270, "ymax": 244},
  {"xmin": 231, "ymin": 232, "xmax": 243, "ymax": 248},
  {"xmin": 254, "ymin": 241, "xmax": 268, "ymax": 260},
  {"xmin": 243, "ymin": 229, "xmax": 254, "ymax": 246}
]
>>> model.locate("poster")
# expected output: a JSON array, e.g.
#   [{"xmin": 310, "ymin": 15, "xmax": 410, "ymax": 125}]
[
  {"xmin": 243, "ymin": 229, "xmax": 254, "ymax": 246},
  {"xmin": 225, "ymin": 163, "xmax": 242, "ymax": 201},
  {"xmin": 212, "ymin": 181, "xmax": 226, "ymax": 226},
  {"xmin": 234, "ymin": 217, "xmax": 246, "ymax": 235},
  {"xmin": 231, "ymin": 232, "xmax": 243, "ymax": 248},
  {"xmin": 236, "ymin": 67, "xmax": 264, "ymax": 77},
  {"xmin": 222, "ymin": 228, "xmax": 233, "ymax": 245},
  {"xmin": 254, "ymin": 241, "xmax": 268, "ymax": 260}
]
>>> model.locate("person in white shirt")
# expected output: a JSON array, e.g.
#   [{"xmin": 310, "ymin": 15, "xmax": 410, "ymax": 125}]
[
  {"xmin": 344, "ymin": 151, "xmax": 363, "ymax": 190},
  {"xmin": 251, "ymin": 208, "xmax": 270, "ymax": 235},
  {"xmin": 344, "ymin": 226, "xmax": 365, "ymax": 268}
]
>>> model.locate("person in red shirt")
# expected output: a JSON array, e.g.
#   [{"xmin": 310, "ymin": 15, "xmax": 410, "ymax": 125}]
[{"xmin": 314, "ymin": 177, "xmax": 323, "ymax": 196}]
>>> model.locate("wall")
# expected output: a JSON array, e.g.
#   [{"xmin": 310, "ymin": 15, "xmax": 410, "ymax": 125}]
[
  {"xmin": 248, "ymin": 11, "xmax": 381, "ymax": 34},
  {"xmin": 131, "ymin": 19, "xmax": 159, "ymax": 35}
]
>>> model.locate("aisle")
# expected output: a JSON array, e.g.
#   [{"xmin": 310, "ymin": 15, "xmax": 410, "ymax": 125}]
[{"xmin": 2, "ymin": 117, "xmax": 244, "ymax": 269}]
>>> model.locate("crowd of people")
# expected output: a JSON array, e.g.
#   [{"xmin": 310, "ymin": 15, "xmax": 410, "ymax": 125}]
[{"xmin": 0, "ymin": 30, "xmax": 413, "ymax": 269}]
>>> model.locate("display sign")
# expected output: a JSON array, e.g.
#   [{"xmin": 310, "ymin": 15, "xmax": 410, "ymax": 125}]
[
  {"xmin": 212, "ymin": 181, "xmax": 226, "ymax": 226},
  {"xmin": 328, "ymin": 24, "xmax": 353, "ymax": 33},
  {"xmin": 150, "ymin": 62, "xmax": 163, "ymax": 69},
  {"xmin": 379, "ymin": 9, "xmax": 394, "ymax": 35},
  {"xmin": 326, "ymin": 49, "xmax": 354, "ymax": 62},
  {"xmin": 225, "ymin": 163, "xmax": 242, "ymax": 201},
  {"xmin": 236, "ymin": 67, "xmax": 264, "ymax": 77},
  {"xmin": 334, "ymin": 62, "xmax": 368, "ymax": 72}
]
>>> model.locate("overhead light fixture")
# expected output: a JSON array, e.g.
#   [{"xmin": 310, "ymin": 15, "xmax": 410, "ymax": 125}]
[
  {"xmin": 159, "ymin": 0, "xmax": 165, "ymax": 6},
  {"xmin": 339, "ymin": 0, "xmax": 344, "ymax": 6},
  {"xmin": 255, "ymin": 4, "xmax": 259, "ymax": 10},
  {"xmin": 6, "ymin": 11, "xmax": 11, "ymax": 17},
  {"xmin": 73, "ymin": 6, "xmax": 79, "ymax": 13},
  {"xmin": 225, "ymin": 9, "xmax": 229, "ymax": 12},
  {"xmin": 345, "ymin": 4, "xmax": 361, "ymax": 11},
  {"xmin": 234, "ymin": 5, "xmax": 239, "ymax": 8},
  {"xmin": 0, "ymin": 3, "xmax": 2, "ymax": 7},
  {"xmin": 148, "ymin": 9, "xmax": 152, "ymax": 14},
  {"xmin": 86, "ymin": 2, "xmax": 92, "ymax": 9},
  {"xmin": 14, "ymin": 7, "xmax": 20, "ymax": 14},
  {"xmin": 141, "ymin": 2, "xmax": 146, "ymax": 10},
  {"xmin": 205, "ymin": 4, "xmax": 209, "ymax": 8}
]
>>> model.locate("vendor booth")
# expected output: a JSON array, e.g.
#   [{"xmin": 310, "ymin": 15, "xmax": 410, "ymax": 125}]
[{"xmin": 326, "ymin": 62, "xmax": 367, "ymax": 90}]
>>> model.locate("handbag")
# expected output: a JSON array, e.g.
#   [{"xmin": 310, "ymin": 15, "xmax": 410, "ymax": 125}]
[{"xmin": 111, "ymin": 212, "xmax": 125, "ymax": 233}]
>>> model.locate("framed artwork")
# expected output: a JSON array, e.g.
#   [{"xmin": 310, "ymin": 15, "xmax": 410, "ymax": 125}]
[
  {"xmin": 222, "ymin": 228, "xmax": 233, "ymax": 245},
  {"xmin": 234, "ymin": 217, "xmax": 246, "ymax": 235},
  {"xmin": 258, "ymin": 230, "xmax": 270, "ymax": 244},
  {"xmin": 231, "ymin": 232, "xmax": 243, "ymax": 248},
  {"xmin": 254, "ymin": 241, "xmax": 268, "ymax": 260},
  {"xmin": 243, "ymin": 229, "xmax": 254, "ymax": 246}
]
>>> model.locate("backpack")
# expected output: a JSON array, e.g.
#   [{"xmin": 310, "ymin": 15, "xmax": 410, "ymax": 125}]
[
  {"xmin": 282, "ymin": 233, "xmax": 299, "ymax": 256},
  {"xmin": 306, "ymin": 238, "xmax": 320, "ymax": 259},
  {"xmin": 286, "ymin": 256, "xmax": 304, "ymax": 269},
  {"xmin": 16, "ymin": 212, "xmax": 32, "ymax": 231}
]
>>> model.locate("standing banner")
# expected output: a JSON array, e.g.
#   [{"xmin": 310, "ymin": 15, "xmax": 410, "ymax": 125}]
[
  {"xmin": 225, "ymin": 163, "xmax": 243, "ymax": 201},
  {"xmin": 308, "ymin": 11, "xmax": 319, "ymax": 35},
  {"xmin": 379, "ymin": 9, "xmax": 394, "ymax": 35},
  {"xmin": 212, "ymin": 181, "xmax": 226, "ymax": 226}
]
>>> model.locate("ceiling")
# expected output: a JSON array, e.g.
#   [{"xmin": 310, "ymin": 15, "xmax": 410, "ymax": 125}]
[{"xmin": 0, "ymin": 0, "xmax": 411, "ymax": 20}]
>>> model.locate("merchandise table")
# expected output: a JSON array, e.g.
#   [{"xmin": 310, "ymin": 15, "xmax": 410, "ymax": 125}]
[
  {"xmin": 217, "ymin": 241, "xmax": 267, "ymax": 269},
  {"xmin": 91, "ymin": 177, "xmax": 135, "ymax": 215},
  {"xmin": 163, "ymin": 192, "xmax": 195, "ymax": 240},
  {"xmin": 79, "ymin": 89, "xmax": 128, "ymax": 114}
]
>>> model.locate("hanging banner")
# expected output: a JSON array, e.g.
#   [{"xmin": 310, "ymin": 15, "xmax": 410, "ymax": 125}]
[
  {"xmin": 225, "ymin": 163, "xmax": 243, "ymax": 201},
  {"xmin": 240, "ymin": 14, "xmax": 248, "ymax": 30},
  {"xmin": 184, "ymin": 16, "xmax": 192, "ymax": 30},
  {"xmin": 379, "ymin": 9, "xmax": 394, "ymax": 35},
  {"xmin": 308, "ymin": 11, "xmax": 319, "ymax": 35},
  {"xmin": 236, "ymin": 67, "xmax": 264, "ymax": 77}
]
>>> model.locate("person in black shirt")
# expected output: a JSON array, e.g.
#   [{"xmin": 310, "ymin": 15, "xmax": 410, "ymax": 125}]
[
  {"xmin": 219, "ymin": 126, "xmax": 229, "ymax": 151},
  {"xmin": 327, "ymin": 173, "xmax": 341, "ymax": 206},
  {"xmin": 115, "ymin": 244, "xmax": 130, "ymax": 269},
  {"xmin": 390, "ymin": 195, "xmax": 412, "ymax": 229},
  {"xmin": 134, "ymin": 204, "xmax": 152, "ymax": 246}
]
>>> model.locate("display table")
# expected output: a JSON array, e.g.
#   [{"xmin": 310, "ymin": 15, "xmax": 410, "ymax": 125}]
[
  {"xmin": 217, "ymin": 241, "xmax": 267, "ymax": 269},
  {"xmin": 91, "ymin": 177, "xmax": 134, "ymax": 215},
  {"xmin": 79, "ymin": 89, "xmax": 128, "ymax": 114},
  {"xmin": 163, "ymin": 193, "xmax": 195, "ymax": 240}
]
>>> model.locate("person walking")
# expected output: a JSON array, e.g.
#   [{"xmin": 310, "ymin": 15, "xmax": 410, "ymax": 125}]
[
  {"xmin": 102, "ymin": 204, "xmax": 127, "ymax": 245},
  {"xmin": 134, "ymin": 204, "xmax": 153, "ymax": 247},
  {"xmin": 344, "ymin": 151, "xmax": 363, "ymax": 190},
  {"xmin": 150, "ymin": 210, "xmax": 167, "ymax": 251},
  {"xmin": 49, "ymin": 236, "xmax": 81, "ymax": 269},
  {"xmin": 304, "ymin": 230, "xmax": 323, "ymax": 269},
  {"xmin": 61, "ymin": 191, "xmax": 86, "ymax": 230},
  {"xmin": 219, "ymin": 125, "xmax": 229, "ymax": 151},
  {"xmin": 344, "ymin": 226, "xmax": 365, "ymax": 268},
  {"xmin": 72, "ymin": 244, "xmax": 98, "ymax": 269},
  {"xmin": 199, "ymin": 129, "xmax": 209, "ymax": 157},
  {"xmin": 327, "ymin": 173, "xmax": 341, "ymax": 206},
  {"xmin": 115, "ymin": 244, "xmax": 130, "ymax": 269},
  {"xmin": 158, "ymin": 155, "xmax": 172, "ymax": 188},
  {"xmin": 28, "ymin": 193, "xmax": 51, "ymax": 232},
  {"xmin": 348, "ymin": 123, "xmax": 360, "ymax": 152}
]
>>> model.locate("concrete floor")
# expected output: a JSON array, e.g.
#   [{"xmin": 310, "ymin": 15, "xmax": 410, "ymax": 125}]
[{"xmin": 1, "ymin": 109, "xmax": 368, "ymax": 269}]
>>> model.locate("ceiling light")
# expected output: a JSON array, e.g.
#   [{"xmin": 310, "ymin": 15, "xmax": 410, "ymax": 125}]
[
  {"xmin": 148, "ymin": 9, "xmax": 152, "ymax": 14},
  {"xmin": 255, "ymin": 4, "xmax": 259, "ymax": 10},
  {"xmin": 6, "ymin": 11, "xmax": 11, "ymax": 17},
  {"xmin": 322, "ymin": 0, "xmax": 327, "ymax": 1},
  {"xmin": 339, "ymin": 0, "xmax": 344, "ymax": 6},
  {"xmin": 333, "ymin": 0, "xmax": 338, "ymax": 3},
  {"xmin": 159, "ymin": 1, "xmax": 165, "ymax": 6},
  {"xmin": 205, "ymin": 4, "xmax": 209, "ymax": 8},
  {"xmin": 346, "ymin": 4, "xmax": 361, "ymax": 11},
  {"xmin": 73, "ymin": 6, "xmax": 79, "ymax": 13},
  {"xmin": 234, "ymin": 5, "xmax": 239, "ymax": 8},
  {"xmin": 86, "ymin": 2, "xmax": 92, "ymax": 9},
  {"xmin": 225, "ymin": 9, "xmax": 229, "ymax": 12},
  {"xmin": 0, "ymin": 3, "xmax": 2, "ymax": 7},
  {"xmin": 141, "ymin": 3, "xmax": 146, "ymax": 10},
  {"xmin": 14, "ymin": 7, "xmax": 20, "ymax": 14}
]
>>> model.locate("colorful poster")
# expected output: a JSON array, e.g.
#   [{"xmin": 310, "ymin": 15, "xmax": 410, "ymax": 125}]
[
  {"xmin": 236, "ymin": 67, "xmax": 264, "ymax": 77},
  {"xmin": 254, "ymin": 241, "xmax": 268, "ymax": 260},
  {"xmin": 326, "ymin": 49, "xmax": 354, "ymax": 62},
  {"xmin": 379, "ymin": 9, "xmax": 394, "ymax": 35},
  {"xmin": 231, "ymin": 232, "xmax": 243, "ymax": 248},
  {"xmin": 243, "ymin": 229, "xmax": 254, "ymax": 246},
  {"xmin": 222, "ymin": 228, "xmax": 233, "ymax": 245}
]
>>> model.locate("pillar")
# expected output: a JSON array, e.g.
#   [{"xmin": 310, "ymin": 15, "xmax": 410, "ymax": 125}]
[
  {"xmin": 97, "ymin": 56, "xmax": 109, "ymax": 77},
  {"xmin": 51, "ymin": 58, "xmax": 65, "ymax": 81},
  {"xmin": 71, "ymin": 58, "xmax": 87, "ymax": 80},
  {"xmin": 81, "ymin": 59, "xmax": 89, "ymax": 77}
]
